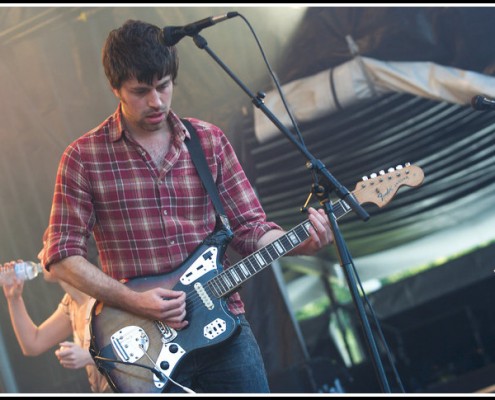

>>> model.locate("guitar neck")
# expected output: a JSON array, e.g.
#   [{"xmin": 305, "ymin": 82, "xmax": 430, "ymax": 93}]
[{"xmin": 209, "ymin": 198, "xmax": 353, "ymax": 298}]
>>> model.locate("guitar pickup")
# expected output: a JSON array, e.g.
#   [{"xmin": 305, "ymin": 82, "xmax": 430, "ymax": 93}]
[{"xmin": 203, "ymin": 318, "xmax": 226, "ymax": 340}]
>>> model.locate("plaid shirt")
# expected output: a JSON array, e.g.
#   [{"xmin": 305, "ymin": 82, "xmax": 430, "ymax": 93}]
[{"xmin": 45, "ymin": 106, "xmax": 280, "ymax": 314}]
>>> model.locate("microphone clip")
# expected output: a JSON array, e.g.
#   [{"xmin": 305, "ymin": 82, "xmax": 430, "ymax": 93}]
[
  {"xmin": 471, "ymin": 94, "xmax": 495, "ymax": 111},
  {"xmin": 163, "ymin": 11, "xmax": 239, "ymax": 46}
]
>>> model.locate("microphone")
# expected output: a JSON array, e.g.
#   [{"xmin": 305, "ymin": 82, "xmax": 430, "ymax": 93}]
[
  {"xmin": 163, "ymin": 11, "xmax": 239, "ymax": 46},
  {"xmin": 471, "ymin": 95, "xmax": 495, "ymax": 111}
]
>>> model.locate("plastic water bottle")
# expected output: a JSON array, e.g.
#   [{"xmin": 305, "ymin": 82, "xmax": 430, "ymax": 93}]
[{"xmin": 0, "ymin": 261, "xmax": 43, "ymax": 286}]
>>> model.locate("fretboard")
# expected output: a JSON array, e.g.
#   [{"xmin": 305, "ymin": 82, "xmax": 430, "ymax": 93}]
[{"xmin": 208, "ymin": 198, "xmax": 353, "ymax": 298}]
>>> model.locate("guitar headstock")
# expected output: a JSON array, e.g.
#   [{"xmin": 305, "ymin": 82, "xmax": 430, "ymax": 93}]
[{"xmin": 352, "ymin": 163, "xmax": 424, "ymax": 208}]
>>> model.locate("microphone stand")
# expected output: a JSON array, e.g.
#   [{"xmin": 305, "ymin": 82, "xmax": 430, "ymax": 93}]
[{"xmin": 189, "ymin": 33, "xmax": 391, "ymax": 393}]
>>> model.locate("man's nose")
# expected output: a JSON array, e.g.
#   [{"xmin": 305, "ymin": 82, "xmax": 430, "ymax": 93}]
[{"xmin": 148, "ymin": 89, "xmax": 163, "ymax": 108}]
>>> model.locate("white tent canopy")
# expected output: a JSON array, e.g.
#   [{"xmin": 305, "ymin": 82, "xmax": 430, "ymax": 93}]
[{"xmin": 254, "ymin": 56, "xmax": 495, "ymax": 142}]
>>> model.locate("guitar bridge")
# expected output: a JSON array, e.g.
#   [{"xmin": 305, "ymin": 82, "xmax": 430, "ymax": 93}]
[{"xmin": 110, "ymin": 325, "xmax": 149, "ymax": 362}]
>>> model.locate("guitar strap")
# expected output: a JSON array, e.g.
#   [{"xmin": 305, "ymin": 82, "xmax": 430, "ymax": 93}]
[{"xmin": 182, "ymin": 118, "xmax": 231, "ymax": 231}]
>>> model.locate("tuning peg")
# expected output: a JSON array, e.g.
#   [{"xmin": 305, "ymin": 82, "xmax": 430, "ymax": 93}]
[
  {"xmin": 362, "ymin": 176, "xmax": 368, "ymax": 181},
  {"xmin": 370, "ymin": 173, "xmax": 377, "ymax": 179},
  {"xmin": 379, "ymin": 170, "xmax": 385, "ymax": 175},
  {"xmin": 396, "ymin": 164, "xmax": 403, "ymax": 170},
  {"xmin": 388, "ymin": 167, "xmax": 395, "ymax": 173}
]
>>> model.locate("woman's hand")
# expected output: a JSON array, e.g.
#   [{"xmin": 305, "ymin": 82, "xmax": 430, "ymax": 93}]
[
  {"xmin": 55, "ymin": 341, "xmax": 93, "ymax": 369},
  {"xmin": 2, "ymin": 261, "xmax": 25, "ymax": 300}
]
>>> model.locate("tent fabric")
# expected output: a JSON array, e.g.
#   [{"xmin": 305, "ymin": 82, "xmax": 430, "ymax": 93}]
[
  {"xmin": 247, "ymin": 91, "xmax": 495, "ymax": 282},
  {"xmin": 254, "ymin": 57, "xmax": 495, "ymax": 142}
]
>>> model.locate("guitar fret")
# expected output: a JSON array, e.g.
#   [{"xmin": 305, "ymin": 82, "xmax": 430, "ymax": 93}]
[
  {"xmin": 221, "ymin": 276, "xmax": 233, "ymax": 292},
  {"xmin": 287, "ymin": 230, "xmax": 299, "ymax": 246},
  {"xmin": 230, "ymin": 269, "xmax": 242, "ymax": 283},
  {"xmin": 238, "ymin": 262, "xmax": 251, "ymax": 278},
  {"xmin": 211, "ymin": 278, "xmax": 224, "ymax": 295},
  {"xmin": 210, "ymin": 273, "xmax": 227, "ymax": 296},
  {"xmin": 260, "ymin": 246, "xmax": 276, "ymax": 263},
  {"xmin": 273, "ymin": 240, "xmax": 284, "ymax": 254},
  {"xmin": 334, "ymin": 199, "xmax": 351, "ymax": 219},
  {"xmin": 210, "ymin": 262, "xmax": 251, "ymax": 297},
  {"xmin": 254, "ymin": 252, "xmax": 267, "ymax": 267},
  {"xmin": 244, "ymin": 256, "xmax": 258, "ymax": 274},
  {"xmin": 220, "ymin": 273, "xmax": 235, "ymax": 290}
]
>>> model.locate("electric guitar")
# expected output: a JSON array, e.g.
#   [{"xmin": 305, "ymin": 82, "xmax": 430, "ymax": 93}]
[{"xmin": 89, "ymin": 164, "xmax": 424, "ymax": 393}]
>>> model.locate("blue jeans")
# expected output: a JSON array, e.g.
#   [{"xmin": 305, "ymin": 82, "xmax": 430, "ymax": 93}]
[{"xmin": 164, "ymin": 314, "xmax": 270, "ymax": 393}]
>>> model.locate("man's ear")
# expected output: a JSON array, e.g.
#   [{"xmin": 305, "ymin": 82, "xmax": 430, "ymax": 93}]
[{"xmin": 111, "ymin": 88, "xmax": 120, "ymax": 99}]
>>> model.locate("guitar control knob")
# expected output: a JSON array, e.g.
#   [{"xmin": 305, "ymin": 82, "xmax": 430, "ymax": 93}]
[
  {"xmin": 160, "ymin": 361, "xmax": 170, "ymax": 370},
  {"xmin": 169, "ymin": 344, "xmax": 179, "ymax": 353}
]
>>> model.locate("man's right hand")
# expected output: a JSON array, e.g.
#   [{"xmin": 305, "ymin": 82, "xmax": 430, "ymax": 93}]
[{"xmin": 137, "ymin": 288, "xmax": 188, "ymax": 330}]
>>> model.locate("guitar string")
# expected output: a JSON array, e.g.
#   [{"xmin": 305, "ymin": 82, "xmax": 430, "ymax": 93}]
[
  {"xmin": 177, "ymin": 197, "xmax": 357, "ymax": 313},
  {"xmin": 143, "ymin": 170, "xmax": 403, "ymax": 320},
  {"xmin": 175, "ymin": 225, "xmax": 309, "ymax": 314},
  {"xmin": 206, "ymin": 223, "xmax": 311, "ymax": 295},
  {"xmin": 175, "ymin": 163, "xmax": 415, "ymax": 313},
  {"xmin": 180, "ymin": 194, "xmax": 358, "ymax": 310},
  {"xmin": 178, "ymin": 222, "xmax": 313, "ymax": 313}
]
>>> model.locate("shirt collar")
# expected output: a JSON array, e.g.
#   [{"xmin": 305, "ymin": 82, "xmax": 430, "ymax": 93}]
[{"xmin": 108, "ymin": 104, "xmax": 191, "ymax": 143}]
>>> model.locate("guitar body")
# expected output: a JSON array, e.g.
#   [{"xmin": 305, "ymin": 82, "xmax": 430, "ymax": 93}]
[
  {"xmin": 89, "ymin": 163, "xmax": 425, "ymax": 393},
  {"xmin": 90, "ymin": 228, "xmax": 240, "ymax": 393}
]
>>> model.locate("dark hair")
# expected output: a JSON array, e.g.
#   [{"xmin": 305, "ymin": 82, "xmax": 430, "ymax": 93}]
[{"xmin": 102, "ymin": 19, "xmax": 179, "ymax": 90}]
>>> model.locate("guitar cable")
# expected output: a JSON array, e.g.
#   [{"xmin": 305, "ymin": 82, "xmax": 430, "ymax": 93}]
[
  {"xmin": 93, "ymin": 354, "xmax": 166, "ymax": 381},
  {"xmin": 93, "ymin": 355, "xmax": 196, "ymax": 393}
]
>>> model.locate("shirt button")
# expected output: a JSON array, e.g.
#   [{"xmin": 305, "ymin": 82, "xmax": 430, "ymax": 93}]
[
  {"xmin": 163, "ymin": 209, "xmax": 168, "ymax": 215},
  {"xmin": 170, "ymin": 240, "xmax": 175, "ymax": 245}
]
